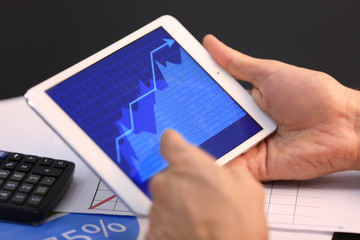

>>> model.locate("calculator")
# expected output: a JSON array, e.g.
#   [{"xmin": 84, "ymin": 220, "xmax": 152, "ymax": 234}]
[{"xmin": 0, "ymin": 150, "xmax": 75, "ymax": 222}]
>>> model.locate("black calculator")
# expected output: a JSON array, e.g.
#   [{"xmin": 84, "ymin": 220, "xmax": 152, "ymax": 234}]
[{"xmin": 0, "ymin": 150, "xmax": 75, "ymax": 222}]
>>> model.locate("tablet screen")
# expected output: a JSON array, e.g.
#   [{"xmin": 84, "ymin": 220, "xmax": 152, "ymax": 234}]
[{"xmin": 46, "ymin": 27, "xmax": 262, "ymax": 197}]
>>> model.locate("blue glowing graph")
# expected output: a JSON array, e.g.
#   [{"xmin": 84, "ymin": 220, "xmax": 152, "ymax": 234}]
[
  {"xmin": 47, "ymin": 27, "xmax": 261, "ymax": 197},
  {"xmin": 115, "ymin": 42, "xmax": 246, "ymax": 185},
  {"xmin": 115, "ymin": 38, "xmax": 175, "ymax": 166}
]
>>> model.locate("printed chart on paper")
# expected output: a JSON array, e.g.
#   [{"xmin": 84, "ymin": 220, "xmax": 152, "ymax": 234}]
[{"xmin": 85, "ymin": 171, "xmax": 360, "ymax": 234}]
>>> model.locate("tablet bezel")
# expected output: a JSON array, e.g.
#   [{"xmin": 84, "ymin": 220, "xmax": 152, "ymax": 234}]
[{"xmin": 25, "ymin": 15, "xmax": 277, "ymax": 216}]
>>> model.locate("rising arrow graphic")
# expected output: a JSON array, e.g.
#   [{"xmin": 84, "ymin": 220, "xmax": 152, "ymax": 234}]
[{"xmin": 115, "ymin": 38, "xmax": 175, "ymax": 164}]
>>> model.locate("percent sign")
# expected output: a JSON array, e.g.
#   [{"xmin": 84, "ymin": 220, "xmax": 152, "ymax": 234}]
[
  {"xmin": 44, "ymin": 219, "xmax": 126, "ymax": 240},
  {"xmin": 82, "ymin": 219, "xmax": 126, "ymax": 237}
]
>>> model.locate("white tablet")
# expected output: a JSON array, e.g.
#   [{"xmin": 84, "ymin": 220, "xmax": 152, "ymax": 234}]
[{"xmin": 25, "ymin": 15, "xmax": 276, "ymax": 216}]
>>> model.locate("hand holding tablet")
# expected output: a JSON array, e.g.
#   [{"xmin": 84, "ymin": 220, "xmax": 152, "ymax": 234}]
[{"xmin": 25, "ymin": 15, "xmax": 276, "ymax": 216}]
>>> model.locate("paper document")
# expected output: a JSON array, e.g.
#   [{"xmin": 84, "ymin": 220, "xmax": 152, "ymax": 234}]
[
  {"xmin": 0, "ymin": 96, "xmax": 132, "ymax": 216},
  {"xmin": 0, "ymin": 96, "xmax": 359, "ymax": 234},
  {"xmin": 264, "ymin": 171, "xmax": 360, "ymax": 232}
]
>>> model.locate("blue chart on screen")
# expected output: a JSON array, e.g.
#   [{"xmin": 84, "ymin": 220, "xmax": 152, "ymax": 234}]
[{"xmin": 47, "ymin": 27, "xmax": 261, "ymax": 196}]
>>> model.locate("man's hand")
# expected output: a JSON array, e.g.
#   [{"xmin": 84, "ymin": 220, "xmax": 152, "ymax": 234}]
[
  {"xmin": 146, "ymin": 130, "xmax": 267, "ymax": 240},
  {"xmin": 203, "ymin": 34, "xmax": 360, "ymax": 181}
]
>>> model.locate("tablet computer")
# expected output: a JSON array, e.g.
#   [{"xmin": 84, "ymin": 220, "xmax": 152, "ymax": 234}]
[{"xmin": 25, "ymin": 15, "xmax": 277, "ymax": 216}]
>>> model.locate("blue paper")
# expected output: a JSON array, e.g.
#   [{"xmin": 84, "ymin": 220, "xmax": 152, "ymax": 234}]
[{"xmin": 0, "ymin": 213, "xmax": 139, "ymax": 240}]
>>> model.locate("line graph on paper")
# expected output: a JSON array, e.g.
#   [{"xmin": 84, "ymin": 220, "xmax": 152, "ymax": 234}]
[
  {"xmin": 88, "ymin": 180, "xmax": 131, "ymax": 214},
  {"xmin": 263, "ymin": 178, "xmax": 346, "ymax": 231},
  {"xmin": 264, "ymin": 181, "xmax": 320, "ymax": 225},
  {"xmin": 85, "ymin": 170, "xmax": 360, "ymax": 233},
  {"xmin": 87, "ymin": 176, "xmax": 346, "ymax": 230},
  {"xmin": 87, "ymin": 178, "xmax": 341, "ymax": 227}
]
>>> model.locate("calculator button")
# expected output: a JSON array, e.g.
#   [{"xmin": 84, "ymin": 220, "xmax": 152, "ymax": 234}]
[
  {"xmin": 8, "ymin": 153, "xmax": 23, "ymax": 161},
  {"xmin": 32, "ymin": 166, "xmax": 62, "ymax": 177},
  {"xmin": 3, "ymin": 161, "xmax": 17, "ymax": 170},
  {"xmin": 34, "ymin": 186, "xmax": 49, "ymax": 196},
  {"xmin": 0, "ymin": 169, "xmax": 10, "ymax": 179},
  {"xmin": 18, "ymin": 183, "xmax": 34, "ymax": 193},
  {"xmin": 27, "ymin": 195, "xmax": 43, "ymax": 207},
  {"xmin": 10, "ymin": 172, "xmax": 26, "ymax": 181},
  {"xmin": 12, "ymin": 193, "xmax": 27, "ymax": 205},
  {"xmin": 17, "ymin": 163, "xmax": 32, "ymax": 172},
  {"xmin": 41, "ymin": 177, "xmax": 56, "ymax": 186},
  {"xmin": 0, "ymin": 151, "xmax": 75, "ymax": 222},
  {"xmin": 24, "ymin": 155, "xmax": 38, "ymax": 163},
  {"xmin": 0, "ymin": 190, "xmax": 11, "ymax": 202},
  {"xmin": 25, "ymin": 174, "xmax": 41, "ymax": 184},
  {"xmin": 0, "ymin": 151, "xmax": 7, "ymax": 160},
  {"xmin": 3, "ymin": 181, "xmax": 19, "ymax": 191},
  {"xmin": 54, "ymin": 160, "xmax": 67, "ymax": 169},
  {"xmin": 39, "ymin": 158, "xmax": 53, "ymax": 166}
]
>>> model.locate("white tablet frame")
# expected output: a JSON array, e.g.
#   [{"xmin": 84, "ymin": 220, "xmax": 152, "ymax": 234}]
[{"xmin": 25, "ymin": 15, "xmax": 277, "ymax": 216}]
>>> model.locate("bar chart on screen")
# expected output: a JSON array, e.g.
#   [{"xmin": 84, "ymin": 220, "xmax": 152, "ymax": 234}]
[{"xmin": 47, "ymin": 27, "xmax": 253, "ymax": 198}]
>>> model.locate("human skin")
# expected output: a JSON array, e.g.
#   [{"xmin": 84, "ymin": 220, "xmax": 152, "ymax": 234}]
[
  {"xmin": 146, "ymin": 130, "xmax": 268, "ymax": 240},
  {"xmin": 146, "ymin": 35, "xmax": 360, "ymax": 240},
  {"xmin": 203, "ymin": 34, "xmax": 360, "ymax": 181}
]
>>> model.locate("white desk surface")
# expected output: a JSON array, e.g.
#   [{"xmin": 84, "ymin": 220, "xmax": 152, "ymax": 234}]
[{"xmin": 0, "ymin": 96, "xmax": 336, "ymax": 239}]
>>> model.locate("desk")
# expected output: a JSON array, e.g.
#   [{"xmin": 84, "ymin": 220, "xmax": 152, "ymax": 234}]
[{"xmin": 0, "ymin": 96, "xmax": 358, "ymax": 240}]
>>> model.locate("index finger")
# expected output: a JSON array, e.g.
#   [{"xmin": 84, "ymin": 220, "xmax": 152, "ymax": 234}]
[
  {"xmin": 159, "ymin": 129, "xmax": 191, "ymax": 164},
  {"xmin": 160, "ymin": 129, "xmax": 216, "ymax": 166}
]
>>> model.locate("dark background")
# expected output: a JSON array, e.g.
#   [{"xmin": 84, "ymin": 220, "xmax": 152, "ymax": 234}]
[{"xmin": 1, "ymin": 0, "xmax": 359, "ymax": 100}]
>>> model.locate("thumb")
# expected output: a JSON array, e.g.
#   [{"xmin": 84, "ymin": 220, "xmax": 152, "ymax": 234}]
[
  {"xmin": 227, "ymin": 160, "xmax": 254, "ymax": 182},
  {"xmin": 203, "ymin": 34, "xmax": 279, "ymax": 114},
  {"xmin": 203, "ymin": 34, "xmax": 268, "ymax": 89}
]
